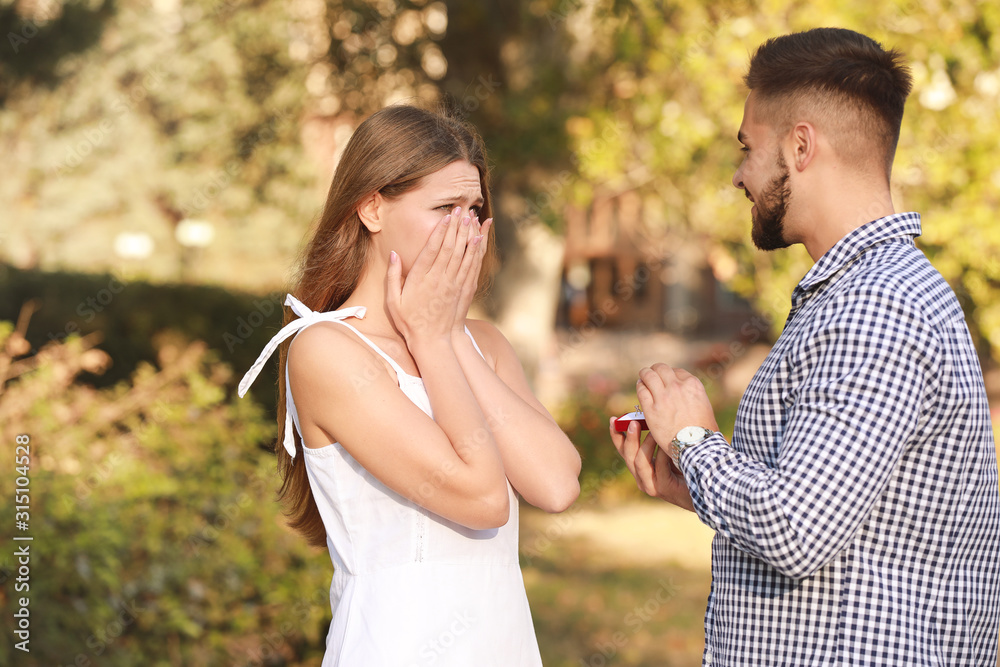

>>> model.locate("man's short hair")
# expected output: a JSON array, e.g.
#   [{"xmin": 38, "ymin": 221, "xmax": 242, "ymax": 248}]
[{"xmin": 745, "ymin": 28, "xmax": 913, "ymax": 179}]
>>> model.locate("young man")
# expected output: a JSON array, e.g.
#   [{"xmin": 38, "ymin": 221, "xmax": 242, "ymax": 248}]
[{"xmin": 611, "ymin": 28, "xmax": 1000, "ymax": 666}]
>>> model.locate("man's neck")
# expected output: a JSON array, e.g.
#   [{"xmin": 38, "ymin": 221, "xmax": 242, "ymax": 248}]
[{"xmin": 799, "ymin": 187, "xmax": 896, "ymax": 262}]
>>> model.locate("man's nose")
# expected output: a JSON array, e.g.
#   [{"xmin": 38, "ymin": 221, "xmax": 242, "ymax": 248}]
[{"xmin": 732, "ymin": 165, "xmax": 744, "ymax": 190}]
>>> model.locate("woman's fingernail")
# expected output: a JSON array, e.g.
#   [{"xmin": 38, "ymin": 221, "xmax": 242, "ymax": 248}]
[
  {"xmin": 390, "ymin": 251, "xmax": 398, "ymax": 263},
  {"xmin": 463, "ymin": 216, "xmax": 471, "ymax": 226}
]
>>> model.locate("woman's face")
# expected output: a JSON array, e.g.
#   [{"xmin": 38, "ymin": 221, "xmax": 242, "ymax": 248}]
[{"xmin": 373, "ymin": 160, "xmax": 484, "ymax": 275}]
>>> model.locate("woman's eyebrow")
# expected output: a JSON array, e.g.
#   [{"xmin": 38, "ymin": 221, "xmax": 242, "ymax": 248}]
[{"xmin": 432, "ymin": 193, "xmax": 484, "ymax": 205}]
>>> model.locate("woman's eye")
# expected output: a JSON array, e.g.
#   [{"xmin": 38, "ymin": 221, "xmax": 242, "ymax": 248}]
[
  {"xmin": 470, "ymin": 206, "xmax": 481, "ymax": 217},
  {"xmin": 740, "ymin": 146, "xmax": 750, "ymax": 154}
]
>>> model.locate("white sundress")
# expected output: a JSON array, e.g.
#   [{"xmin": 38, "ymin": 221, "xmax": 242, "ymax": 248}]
[{"xmin": 239, "ymin": 295, "xmax": 543, "ymax": 667}]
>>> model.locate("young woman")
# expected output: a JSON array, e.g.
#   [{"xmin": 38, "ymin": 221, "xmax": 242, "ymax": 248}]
[{"xmin": 239, "ymin": 104, "xmax": 581, "ymax": 666}]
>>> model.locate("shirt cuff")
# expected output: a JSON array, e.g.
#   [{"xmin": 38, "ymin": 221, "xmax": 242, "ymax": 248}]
[{"xmin": 679, "ymin": 432, "xmax": 732, "ymax": 530}]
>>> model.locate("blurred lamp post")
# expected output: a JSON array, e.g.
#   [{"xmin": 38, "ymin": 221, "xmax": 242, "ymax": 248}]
[
  {"xmin": 113, "ymin": 232, "xmax": 155, "ymax": 260},
  {"xmin": 175, "ymin": 219, "xmax": 215, "ymax": 281}
]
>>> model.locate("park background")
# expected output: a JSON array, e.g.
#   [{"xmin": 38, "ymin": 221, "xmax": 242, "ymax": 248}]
[{"xmin": 1, "ymin": 0, "xmax": 998, "ymax": 665}]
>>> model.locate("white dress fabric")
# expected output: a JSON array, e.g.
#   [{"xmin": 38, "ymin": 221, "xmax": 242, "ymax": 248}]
[{"xmin": 239, "ymin": 296, "xmax": 542, "ymax": 667}]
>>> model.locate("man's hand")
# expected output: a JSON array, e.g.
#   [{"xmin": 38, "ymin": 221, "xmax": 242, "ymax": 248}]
[
  {"xmin": 608, "ymin": 363, "xmax": 719, "ymax": 511},
  {"xmin": 637, "ymin": 364, "xmax": 718, "ymax": 447},
  {"xmin": 609, "ymin": 418, "xmax": 695, "ymax": 511}
]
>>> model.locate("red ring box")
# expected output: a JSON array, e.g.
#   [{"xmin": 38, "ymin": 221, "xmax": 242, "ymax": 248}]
[{"xmin": 613, "ymin": 411, "xmax": 648, "ymax": 432}]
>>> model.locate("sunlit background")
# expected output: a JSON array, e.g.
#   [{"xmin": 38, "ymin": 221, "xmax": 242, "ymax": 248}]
[{"xmin": 1, "ymin": 0, "xmax": 998, "ymax": 665}]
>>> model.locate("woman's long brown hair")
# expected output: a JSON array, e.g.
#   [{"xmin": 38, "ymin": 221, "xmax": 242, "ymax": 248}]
[{"xmin": 276, "ymin": 104, "xmax": 496, "ymax": 548}]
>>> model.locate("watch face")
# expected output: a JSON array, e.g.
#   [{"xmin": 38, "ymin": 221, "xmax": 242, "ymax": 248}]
[{"xmin": 677, "ymin": 426, "xmax": 709, "ymax": 444}]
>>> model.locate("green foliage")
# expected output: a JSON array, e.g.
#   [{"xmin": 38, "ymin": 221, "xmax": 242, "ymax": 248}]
[
  {"xmin": 552, "ymin": 0, "xmax": 1000, "ymax": 354},
  {"xmin": 0, "ymin": 323, "xmax": 331, "ymax": 666}
]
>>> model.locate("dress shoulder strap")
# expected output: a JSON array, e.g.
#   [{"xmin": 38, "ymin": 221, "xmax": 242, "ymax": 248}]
[
  {"xmin": 463, "ymin": 324, "xmax": 486, "ymax": 361},
  {"xmin": 329, "ymin": 320, "xmax": 408, "ymax": 378},
  {"xmin": 326, "ymin": 321, "xmax": 486, "ymax": 375},
  {"xmin": 237, "ymin": 294, "xmax": 366, "ymax": 459}
]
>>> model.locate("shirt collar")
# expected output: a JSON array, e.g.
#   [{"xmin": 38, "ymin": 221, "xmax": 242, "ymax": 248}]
[{"xmin": 795, "ymin": 211, "xmax": 922, "ymax": 295}]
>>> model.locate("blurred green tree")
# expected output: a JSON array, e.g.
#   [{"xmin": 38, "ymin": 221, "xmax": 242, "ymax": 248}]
[{"xmin": 1, "ymin": 0, "xmax": 315, "ymax": 288}]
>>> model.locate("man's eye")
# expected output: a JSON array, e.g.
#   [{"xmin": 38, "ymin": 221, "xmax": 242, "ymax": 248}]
[{"xmin": 740, "ymin": 146, "xmax": 750, "ymax": 154}]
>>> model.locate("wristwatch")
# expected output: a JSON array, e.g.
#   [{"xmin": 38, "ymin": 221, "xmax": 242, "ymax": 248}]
[{"xmin": 670, "ymin": 426, "xmax": 714, "ymax": 468}]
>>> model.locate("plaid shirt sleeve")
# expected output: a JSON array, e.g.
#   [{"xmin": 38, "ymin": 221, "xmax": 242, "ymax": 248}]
[{"xmin": 681, "ymin": 284, "xmax": 940, "ymax": 579}]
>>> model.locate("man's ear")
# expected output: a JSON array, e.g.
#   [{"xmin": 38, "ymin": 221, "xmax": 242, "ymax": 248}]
[
  {"xmin": 357, "ymin": 192, "xmax": 383, "ymax": 233},
  {"xmin": 789, "ymin": 121, "xmax": 817, "ymax": 172}
]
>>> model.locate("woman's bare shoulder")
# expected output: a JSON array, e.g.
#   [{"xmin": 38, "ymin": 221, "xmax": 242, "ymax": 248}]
[
  {"xmin": 287, "ymin": 321, "xmax": 390, "ymax": 388},
  {"xmin": 463, "ymin": 318, "xmax": 508, "ymax": 364}
]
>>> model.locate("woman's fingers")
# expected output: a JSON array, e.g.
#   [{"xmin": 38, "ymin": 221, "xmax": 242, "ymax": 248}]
[
  {"xmin": 455, "ymin": 216, "xmax": 482, "ymax": 281},
  {"xmin": 437, "ymin": 209, "xmax": 462, "ymax": 273},
  {"xmin": 477, "ymin": 217, "xmax": 491, "ymax": 255},
  {"xmin": 454, "ymin": 218, "xmax": 491, "ymax": 324},
  {"xmin": 444, "ymin": 213, "xmax": 475, "ymax": 279},
  {"xmin": 385, "ymin": 250, "xmax": 403, "ymax": 325},
  {"xmin": 410, "ymin": 207, "xmax": 458, "ymax": 277}
]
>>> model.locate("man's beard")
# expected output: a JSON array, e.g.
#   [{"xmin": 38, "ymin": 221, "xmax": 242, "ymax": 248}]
[{"xmin": 750, "ymin": 152, "xmax": 792, "ymax": 251}]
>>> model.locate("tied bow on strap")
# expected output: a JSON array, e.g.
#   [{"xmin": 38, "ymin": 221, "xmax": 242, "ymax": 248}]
[{"xmin": 238, "ymin": 294, "xmax": 366, "ymax": 458}]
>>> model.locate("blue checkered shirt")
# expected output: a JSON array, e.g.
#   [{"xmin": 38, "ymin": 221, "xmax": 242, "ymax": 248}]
[{"xmin": 682, "ymin": 212, "xmax": 1000, "ymax": 666}]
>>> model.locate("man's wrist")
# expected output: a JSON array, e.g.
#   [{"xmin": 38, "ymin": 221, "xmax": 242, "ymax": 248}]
[{"xmin": 670, "ymin": 426, "xmax": 715, "ymax": 468}]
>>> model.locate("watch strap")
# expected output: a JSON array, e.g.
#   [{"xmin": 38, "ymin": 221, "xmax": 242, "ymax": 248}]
[{"xmin": 669, "ymin": 427, "xmax": 714, "ymax": 468}]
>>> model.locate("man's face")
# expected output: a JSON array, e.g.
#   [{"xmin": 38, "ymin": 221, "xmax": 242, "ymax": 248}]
[{"xmin": 733, "ymin": 93, "xmax": 792, "ymax": 251}]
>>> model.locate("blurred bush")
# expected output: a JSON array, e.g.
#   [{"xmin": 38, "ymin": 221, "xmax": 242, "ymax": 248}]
[
  {"xmin": 555, "ymin": 381, "xmax": 633, "ymax": 498},
  {"xmin": 0, "ymin": 319, "xmax": 331, "ymax": 666},
  {"xmin": 0, "ymin": 262, "xmax": 285, "ymax": 414}
]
